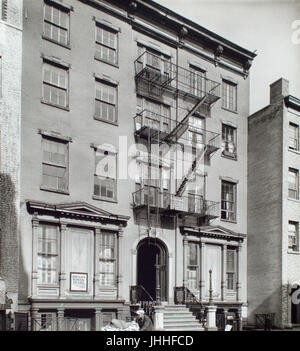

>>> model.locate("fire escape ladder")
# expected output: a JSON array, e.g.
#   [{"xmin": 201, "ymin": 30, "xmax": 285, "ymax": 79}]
[
  {"xmin": 175, "ymin": 145, "xmax": 206, "ymax": 197},
  {"xmin": 164, "ymin": 94, "xmax": 206, "ymax": 144}
]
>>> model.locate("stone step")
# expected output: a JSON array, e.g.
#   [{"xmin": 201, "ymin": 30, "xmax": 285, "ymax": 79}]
[
  {"xmin": 164, "ymin": 315, "xmax": 196, "ymax": 321},
  {"xmin": 164, "ymin": 324, "xmax": 203, "ymax": 331},
  {"xmin": 164, "ymin": 319, "xmax": 201, "ymax": 325}
]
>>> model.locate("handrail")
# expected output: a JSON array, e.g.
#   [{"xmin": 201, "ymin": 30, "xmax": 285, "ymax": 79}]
[
  {"xmin": 139, "ymin": 285, "xmax": 154, "ymax": 302},
  {"xmin": 130, "ymin": 284, "xmax": 154, "ymax": 302}
]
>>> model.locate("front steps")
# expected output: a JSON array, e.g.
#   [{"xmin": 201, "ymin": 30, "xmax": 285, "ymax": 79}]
[{"xmin": 163, "ymin": 305, "xmax": 204, "ymax": 331}]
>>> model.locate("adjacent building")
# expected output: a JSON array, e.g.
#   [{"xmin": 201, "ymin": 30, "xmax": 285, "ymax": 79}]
[
  {"xmin": 0, "ymin": 0, "xmax": 23, "ymax": 330},
  {"xmin": 248, "ymin": 78, "xmax": 300, "ymax": 328},
  {"xmin": 18, "ymin": 0, "xmax": 255, "ymax": 330}
]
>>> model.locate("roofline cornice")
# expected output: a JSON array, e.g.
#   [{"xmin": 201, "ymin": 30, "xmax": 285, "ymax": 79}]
[{"xmin": 285, "ymin": 95, "xmax": 300, "ymax": 112}]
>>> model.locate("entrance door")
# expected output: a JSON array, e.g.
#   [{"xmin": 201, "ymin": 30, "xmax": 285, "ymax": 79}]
[{"xmin": 137, "ymin": 238, "xmax": 168, "ymax": 301}]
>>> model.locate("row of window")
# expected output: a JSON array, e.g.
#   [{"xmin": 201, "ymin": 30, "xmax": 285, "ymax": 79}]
[
  {"xmin": 43, "ymin": 2, "xmax": 238, "ymax": 113},
  {"xmin": 41, "ymin": 134, "xmax": 237, "ymax": 221},
  {"xmin": 187, "ymin": 243, "xmax": 237, "ymax": 291},
  {"xmin": 38, "ymin": 223, "xmax": 116, "ymax": 286}
]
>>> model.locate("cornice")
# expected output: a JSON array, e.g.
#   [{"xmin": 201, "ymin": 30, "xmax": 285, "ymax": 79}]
[{"xmin": 285, "ymin": 95, "xmax": 300, "ymax": 112}]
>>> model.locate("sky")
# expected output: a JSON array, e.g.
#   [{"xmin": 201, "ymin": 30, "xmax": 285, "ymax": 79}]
[{"xmin": 157, "ymin": 0, "xmax": 300, "ymax": 114}]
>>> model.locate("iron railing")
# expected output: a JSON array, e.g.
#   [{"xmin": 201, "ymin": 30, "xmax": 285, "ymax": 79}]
[
  {"xmin": 135, "ymin": 51, "xmax": 220, "ymax": 105},
  {"xmin": 130, "ymin": 285, "xmax": 155, "ymax": 321},
  {"xmin": 134, "ymin": 109, "xmax": 220, "ymax": 152}
]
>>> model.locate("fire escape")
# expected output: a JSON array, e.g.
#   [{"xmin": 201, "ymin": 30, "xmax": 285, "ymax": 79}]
[{"xmin": 132, "ymin": 51, "xmax": 221, "ymax": 225}]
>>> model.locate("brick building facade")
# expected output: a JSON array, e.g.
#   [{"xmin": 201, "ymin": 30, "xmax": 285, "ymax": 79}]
[
  {"xmin": 0, "ymin": 0, "xmax": 23, "ymax": 329},
  {"xmin": 248, "ymin": 78, "xmax": 300, "ymax": 328}
]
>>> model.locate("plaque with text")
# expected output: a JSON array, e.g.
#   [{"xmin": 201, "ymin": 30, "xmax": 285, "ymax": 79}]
[{"xmin": 70, "ymin": 273, "xmax": 88, "ymax": 292}]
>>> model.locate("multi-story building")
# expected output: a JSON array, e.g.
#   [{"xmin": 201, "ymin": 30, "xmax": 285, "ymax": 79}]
[
  {"xmin": 0, "ymin": 0, "xmax": 23, "ymax": 330},
  {"xmin": 19, "ymin": 0, "xmax": 255, "ymax": 330},
  {"xmin": 248, "ymin": 78, "xmax": 300, "ymax": 329}
]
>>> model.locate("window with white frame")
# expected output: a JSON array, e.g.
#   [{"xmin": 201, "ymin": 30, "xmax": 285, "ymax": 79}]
[
  {"xmin": 226, "ymin": 248, "xmax": 236, "ymax": 290},
  {"xmin": 221, "ymin": 181, "xmax": 236, "ymax": 221},
  {"xmin": 44, "ymin": 1, "xmax": 70, "ymax": 45},
  {"xmin": 95, "ymin": 80, "xmax": 117, "ymax": 123},
  {"xmin": 43, "ymin": 61, "xmax": 69, "ymax": 108},
  {"xmin": 95, "ymin": 24, "xmax": 118, "ymax": 65},
  {"xmin": 189, "ymin": 66, "xmax": 206, "ymax": 98},
  {"xmin": 222, "ymin": 80, "xmax": 237, "ymax": 112},
  {"xmin": 136, "ymin": 45, "xmax": 171, "ymax": 76},
  {"xmin": 37, "ymin": 224, "xmax": 59, "ymax": 285},
  {"xmin": 94, "ymin": 148, "xmax": 117, "ymax": 200},
  {"xmin": 288, "ymin": 168, "xmax": 299, "ymax": 199},
  {"xmin": 288, "ymin": 221, "xmax": 299, "ymax": 251},
  {"xmin": 99, "ymin": 231, "xmax": 116, "ymax": 287},
  {"xmin": 289, "ymin": 123, "xmax": 299, "ymax": 151},
  {"xmin": 187, "ymin": 242, "xmax": 199, "ymax": 290},
  {"xmin": 41, "ymin": 136, "xmax": 69, "ymax": 192},
  {"xmin": 222, "ymin": 124, "xmax": 237, "ymax": 158}
]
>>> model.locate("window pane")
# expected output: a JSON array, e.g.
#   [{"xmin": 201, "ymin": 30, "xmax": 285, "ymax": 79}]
[{"xmin": 44, "ymin": 4, "xmax": 69, "ymax": 44}]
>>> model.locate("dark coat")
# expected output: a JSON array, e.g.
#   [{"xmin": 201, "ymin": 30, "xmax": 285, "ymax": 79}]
[{"xmin": 138, "ymin": 314, "xmax": 154, "ymax": 331}]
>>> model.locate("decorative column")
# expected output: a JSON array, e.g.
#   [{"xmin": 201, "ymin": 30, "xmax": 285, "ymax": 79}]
[
  {"xmin": 31, "ymin": 216, "xmax": 39, "ymax": 298},
  {"xmin": 117, "ymin": 226, "xmax": 124, "ymax": 300},
  {"xmin": 199, "ymin": 242, "xmax": 206, "ymax": 300},
  {"xmin": 183, "ymin": 234, "xmax": 188, "ymax": 287},
  {"xmin": 205, "ymin": 269, "xmax": 218, "ymax": 331},
  {"xmin": 94, "ymin": 308, "xmax": 102, "ymax": 331},
  {"xmin": 57, "ymin": 308, "xmax": 65, "ymax": 331},
  {"xmin": 59, "ymin": 222, "xmax": 67, "ymax": 298},
  {"xmin": 221, "ymin": 244, "xmax": 227, "ymax": 301},
  {"xmin": 236, "ymin": 244, "xmax": 242, "ymax": 301},
  {"xmin": 94, "ymin": 228, "xmax": 101, "ymax": 298},
  {"xmin": 31, "ymin": 308, "xmax": 39, "ymax": 331},
  {"xmin": 155, "ymin": 254, "xmax": 161, "ymax": 305}
]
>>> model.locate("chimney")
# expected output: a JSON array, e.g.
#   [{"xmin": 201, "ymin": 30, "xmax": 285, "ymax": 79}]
[{"xmin": 270, "ymin": 78, "xmax": 289, "ymax": 104}]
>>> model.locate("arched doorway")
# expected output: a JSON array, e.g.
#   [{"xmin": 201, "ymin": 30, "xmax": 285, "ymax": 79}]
[{"xmin": 137, "ymin": 238, "xmax": 168, "ymax": 302}]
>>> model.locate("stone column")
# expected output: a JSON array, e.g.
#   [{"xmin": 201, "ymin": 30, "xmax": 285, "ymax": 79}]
[
  {"xmin": 153, "ymin": 305, "xmax": 165, "ymax": 331},
  {"xmin": 94, "ymin": 308, "xmax": 102, "ymax": 331},
  {"xmin": 200, "ymin": 242, "xmax": 206, "ymax": 300},
  {"xmin": 183, "ymin": 234, "xmax": 188, "ymax": 287},
  {"xmin": 94, "ymin": 228, "xmax": 101, "ymax": 298},
  {"xmin": 59, "ymin": 222, "xmax": 67, "ymax": 298},
  {"xmin": 31, "ymin": 308, "xmax": 39, "ymax": 331},
  {"xmin": 117, "ymin": 227, "xmax": 124, "ymax": 299},
  {"xmin": 205, "ymin": 305, "xmax": 218, "ymax": 331},
  {"xmin": 221, "ymin": 244, "xmax": 227, "ymax": 301},
  {"xmin": 57, "ymin": 308, "xmax": 65, "ymax": 331},
  {"xmin": 31, "ymin": 217, "xmax": 39, "ymax": 298},
  {"xmin": 236, "ymin": 244, "xmax": 242, "ymax": 301}
]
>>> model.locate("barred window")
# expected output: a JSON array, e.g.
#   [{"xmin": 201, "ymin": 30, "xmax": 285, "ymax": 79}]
[
  {"xmin": 99, "ymin": 232, "xmax": 116, "ymax": 287},
  {"xmin": 42, "ymin": 137, "xmax": 68, "ymax": 192},
  {"xmin": 222, "ymin": 80, "xmax": 237, "ymax": 112},
  {"xmin": 43, "ymin": 62, "xmax": 68, "ymax": 108},
  {"xmin": 37, "ymin": 224, "xmax": 59, "ymax": 285},
  {"xmin": 95, "ymin": 80, "xmax": 117, "ymax": 123},
  {"xmin": 94, "ymin": 148, "xmax": 117, "ymax": 200},
  {"xmin": 221, "ymin": 181, "xmax": 236, "ymax": 222},
  {"xmin": 288, "ymin": 168, "xmax": 298, "ymax": 199},
  {"xmin": 95, "ymin": 25, "xmax": 118, "ymax": 65},
  {"xmin": 44, "ymin": 2, "xmax": 70, "ymax": 45}
]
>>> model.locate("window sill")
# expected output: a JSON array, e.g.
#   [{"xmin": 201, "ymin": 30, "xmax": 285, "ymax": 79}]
[
  {"xmin": 221, "ymin": 153, "xmax": 238, "ymax": 161},
  {"xmin": 42, "ymin": 35, "xmax": 71, "ymax": 50},
  {"xmin": 94, "ymin": 56, "xmax": 119, "ymax": 68},
  {"xmin": 40, "ymin": 186, "xmax": 70, "ymax": 195},
  {"xmin": 41, "ymin": 99, "xmax": 70, "ymax": 111},
  {"xmin": 288, "ymin": 148, "xmax": 300, "ymax": 155},
  {"xmin": 288, "ymin": 197, "xmax": 300, "ymax": 203},
  {"xmin": 93, "ymin": 115, "xmax": 118, "ymax": 126},
  {"xmin": 220, "ymin": 218, "xmax": 237, "ymax": 224},
  {"xmin": 37, "ymin": 284, "xmax": 60, "ymax": 288},
  {"xmin": 93, "ymin": 195, "xmax": 118, "ymax": 203},
  {"xmin": 287, "ymin": 249, "xmax": 300, "ymax": 255},
  {"xmin": 221, "ymin": 107, "xmax": 238, "ymax": 114}
]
